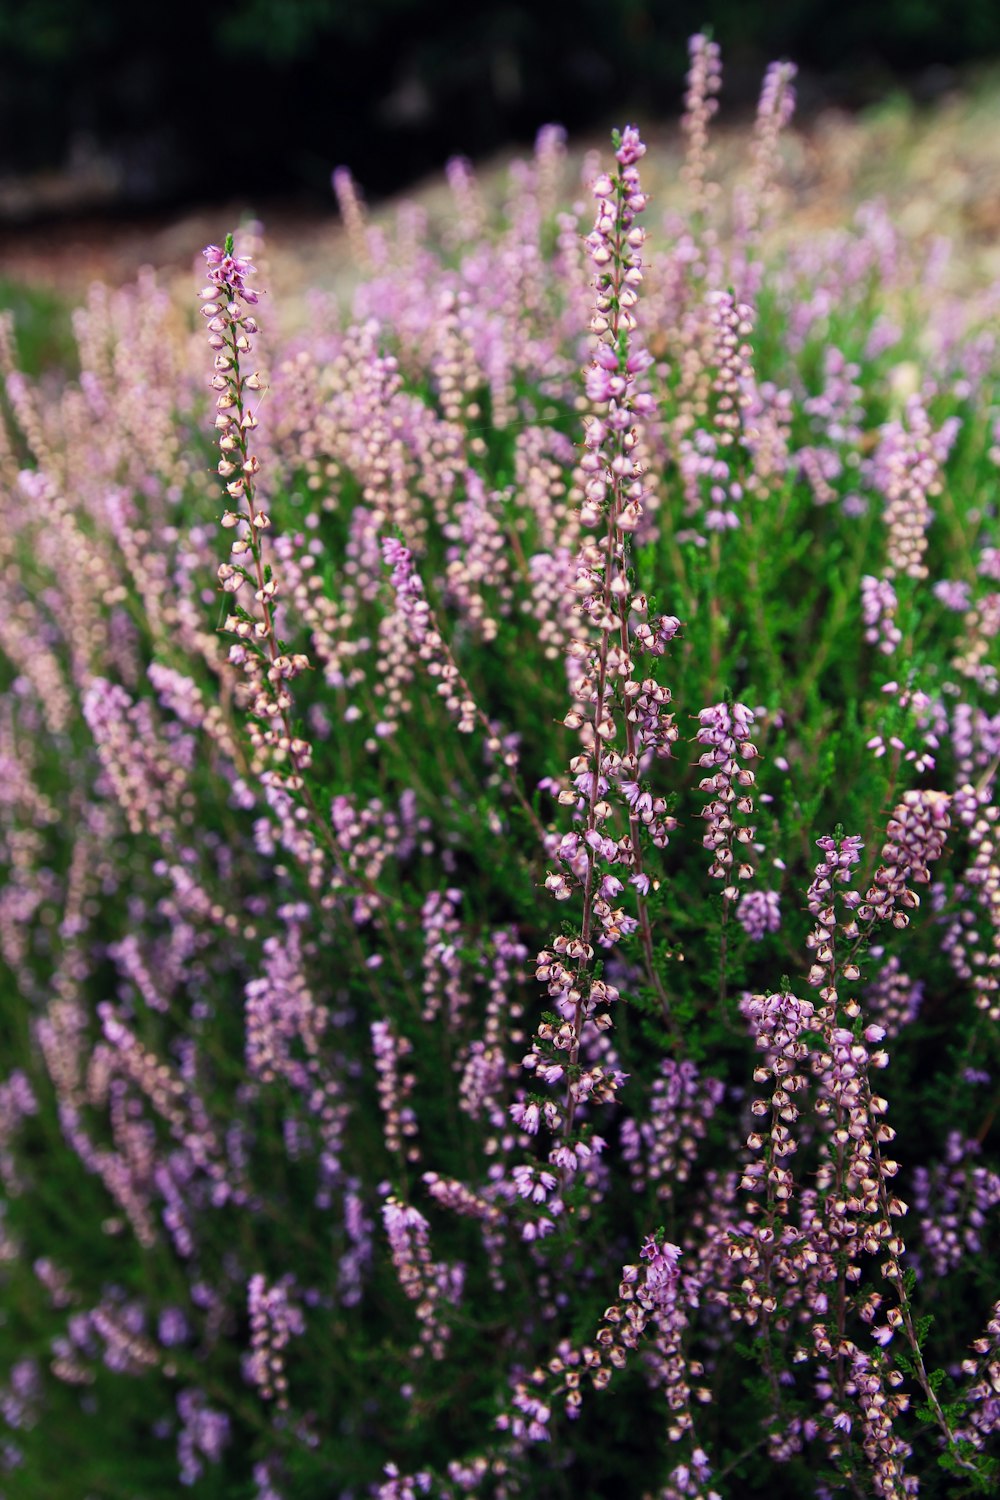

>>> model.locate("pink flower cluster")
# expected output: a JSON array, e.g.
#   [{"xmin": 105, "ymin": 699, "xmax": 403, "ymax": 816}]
[{"xmin": 695, "ymin": 701, "xmax": 758, "ymax": 900}]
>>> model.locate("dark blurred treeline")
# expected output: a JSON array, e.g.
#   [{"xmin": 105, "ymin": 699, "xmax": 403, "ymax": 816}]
[{"xmin": 2, "ymin": 0, "xmax": 998, "ymax": 214}]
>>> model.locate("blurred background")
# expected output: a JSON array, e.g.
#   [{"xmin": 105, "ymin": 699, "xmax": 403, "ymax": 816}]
[
  {"xmin": 1, "ymin": 0, "xmax": 999, "ymax": 329},
  {"xmin": 2, "ymin": 0, "xmax": 999, "ymax": 216}
]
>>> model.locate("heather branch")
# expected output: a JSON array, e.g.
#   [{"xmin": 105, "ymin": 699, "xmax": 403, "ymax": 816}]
[
  {"xmin": 201, "ymin": 238, "xmax": 312, "ymax": 794},
  {"xmin": 567, "ymin": 130, "xmax": 680, "ymax": 1027},
  {"xmin": 380, "ymin": 535, "xmax": 548, "ymax": 848},
  {"xmin": 201, "ymin": 237, "xmax": 419, "ymax": 1015}
]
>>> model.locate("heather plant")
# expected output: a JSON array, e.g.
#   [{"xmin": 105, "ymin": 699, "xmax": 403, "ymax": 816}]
[{"xmin": 0, "ymin": 35, "xmax": 998, "ymax": 1500}]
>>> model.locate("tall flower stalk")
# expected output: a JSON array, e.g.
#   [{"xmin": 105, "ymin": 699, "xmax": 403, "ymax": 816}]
[
  {"xmin": 524, "ymin": 127, "xmax": 684, "ymax": 1227},
  {"xmin": 570, "ymin": 127, "xmax": 679, "ymax": 1024},
  {"xmin": 201, "ymin": 236, "xmax": 421, "ymax": 1021},
  {"xmin": 201, "ymin": 237, "xmax": 312, "ymax": 792}
]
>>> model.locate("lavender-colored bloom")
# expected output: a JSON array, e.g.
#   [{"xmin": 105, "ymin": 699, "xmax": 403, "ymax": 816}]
[
  {"xmin": 371, "ymin": 1019, "xmax": 418, "ymax": 1161},
  {"xmin": 202, "ymin": 244, "xmax": 258, "ymax": 303},
  {"xmin": 253, "ymin": 1460, "xmax": 287, "ymax": 1500},
  {"xmin": 934, "ymin": 578, "xmax": 972, "ymax": 611},
  {"xmin": 158, "ymin": 1307, "xmax": 189, "ymax": 1348},
  {"xmin": 736, "ymin": 888, "xmax": 781, "ymax": 940},
  {"xmin": 870, "ymin": 395, "xmax": 956, "ymax": 584},
  {"xmin": 247, "ymin": 1275, "xmax": 305, "ymax": 1410},
  {"xmin": 338, "ymin": 1183, "xmax": 374, "ymax": 1307},
  {"xmin": 176, "ymin": 1388, "xmax": 230, "ymax": 1486},
  {"xmin": 861, "ymin": 574, "xmax": 901, "ymax": 654},
  {"xmin": 0, "ymin": 1361, "xmax": 40, "ymax": 1431},
  {"xmin": 696, "ymin": 701, "xmax": 758, "ymax": 899},
  {"xmin": 638, "ymin": 1234, "xmax": 682, "ymax": 1298},
  {"xmin": 681, "ymin": 33, "xmax": 722, "ymax": 218},
  {"xmin": 863, "ymin": 953, "xmax": 924, "ymax": 1037},
  {"xmin": 381, "ymin": 1195, "xmax": 463, "ymax": 1360}
]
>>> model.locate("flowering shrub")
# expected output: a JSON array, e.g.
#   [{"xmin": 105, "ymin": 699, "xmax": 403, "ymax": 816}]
[{"xmin": 0, "ymin": 35, "xmax": 998, "ymax": 1500}]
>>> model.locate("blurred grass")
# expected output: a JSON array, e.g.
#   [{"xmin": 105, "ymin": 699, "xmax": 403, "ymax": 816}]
[{"xmin": 0, "ymin": 277, "xmax": 77, "ymax": 377}]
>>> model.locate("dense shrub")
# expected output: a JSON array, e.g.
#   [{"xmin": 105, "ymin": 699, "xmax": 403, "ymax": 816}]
[{"xmin": 0, "ymin": 35, "xmax": 997, "ymax": 1500}]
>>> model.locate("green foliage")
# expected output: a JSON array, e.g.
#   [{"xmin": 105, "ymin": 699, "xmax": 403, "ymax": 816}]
[
  {"xmin": 0, "ymin": 88, "xmax": 997, "ymax": 1500},
  {"xmin": 0, "ymin": 279, "xmax": 76, "ymax": 378}
]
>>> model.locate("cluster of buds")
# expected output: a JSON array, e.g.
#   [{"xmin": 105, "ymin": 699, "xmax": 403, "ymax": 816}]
[
  {"xmin": 736, "ymin": 887, "xmax": 782, "ymax": 940},
  {"xmin": 380, "ymin": 537, "xmax": 478, "ymax": 735},
  {"xmin": 806, "ymin": 833, "xmax": 866, "ymax": 917},
  {"xmin": 804, "ymin": 795, "xmax": 950, "ymax": 1020},
  {"xmin": 864, "ymin": 790, "xmax": 951, "ymax": 929},
  {"xmin": 246, "ymin": 1274, "xmax": 304, "ymax": 1410},
  {"xmin": 804, "ymin": 831, "xmax": 866, "ymax": 1013},
  {"xmin": 695, "ymin": 701, "xmax": 758, "ymax": 901},
  {"xmin": 703, "ymin": 292, "xmax": 755, "ymax": 531},
  {"xmin": 524, "ymin": 945, "xmax": 626, "ymax": 1119},
  {"xmin": 842, "ymin": 1350, "xmax": 914, "ymax": 1494},
  {"xmin": 524, "ymin": 951, "xmax": 623, "ymax": 1074},
  {"xmin": 200, "ymin": 238, "xmax": 312, "ymax": 789},
  {"xmin": 371, "ymin": 1020, "xmax": 419, "ymax": 1164},
  {"xmin": 90, "ymin": 1302, "xmax": 160, "ymax": 1379},
  {"xmin": 569, "ymin": 126, "xmax": 681, "ymax": 846},
  {"xmin": 813, "ymin": 1026, "xmax": 900, "ymax": 1243},
  {"xmin": 861, "ymin": 574, "xmax": 902, "ymax": 656},
  {"xmin": 748, "ymin": 61, "xmax": 798, "ymax": 213},
  {"xmin": 381, "ymin": 1196, "xmax": 462, "ymax": 1361},
  {"xmin": 175, "ymin": 1388, "xmax": 231, "ymax": 1487},
  {"xmin": 788, "ymin": 823, "xmax": 946, "ymax": 1459},
  {"xmin": 741, "ymin": 990, "xmax": 815, "ymax": 1211},
  {"xmin": 876, "ymin": 396, "xmax": 946, "ymax": 585},
  {"xmin": 584, "ymin": 127, "xmax": 648, "ymax": 341},
  {"xmin": 957, "ymin": 1302, "xmax": 1000, "ymax": 1453},
  {"xmin": 497, "ymin": 1371, "xmax": 553, "ymax": 1444},
  {"xmin": 587, "ymin": 1237, "xmax": 692, "ymax": 1433},
  {"xmin": 799, "ymin": 815, "xmax": 962, "ymax": 1442},
  {"xmin": 620, "ymin": 1059, "xmax": 725, "ymax": 1201},
  {"xmin": 947, "ymin": 799, "xmax": 1000, "ymax": 1019},
  {"xmin": 680, "ymin": 33, "xmax": 722, "ymax": 217}
]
